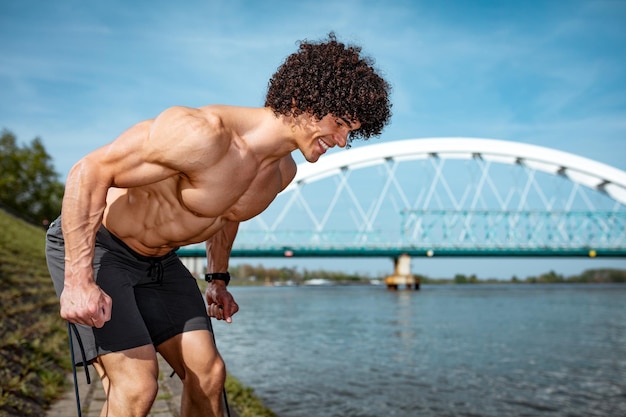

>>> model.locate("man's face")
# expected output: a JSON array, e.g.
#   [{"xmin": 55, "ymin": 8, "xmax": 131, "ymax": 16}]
[{"xmin": 301, "ymin": 114, "xmax": 361, "ymax": 163}]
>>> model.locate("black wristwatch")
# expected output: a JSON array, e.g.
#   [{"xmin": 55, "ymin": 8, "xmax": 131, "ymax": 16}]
[{"xmin": 205, "ymin": 272, "xmax": 231, "ymax": 286}]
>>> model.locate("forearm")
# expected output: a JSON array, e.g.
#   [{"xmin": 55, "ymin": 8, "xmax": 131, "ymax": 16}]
[
  {"xmin": 62, "ymin": 158, "xmax": 111, "ymax": 285},
  {"xmin": 205, "ymin": 221, "xmax": 239, "ymax": 273},
  {"xmin": 205, "ymin": 221, "xmax": 240, "ymax": 322}
]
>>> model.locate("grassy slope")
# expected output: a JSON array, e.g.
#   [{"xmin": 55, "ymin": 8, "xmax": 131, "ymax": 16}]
[
  {"xmin": 0, "ymin": 209, "xmax": 275, "ymax": 417},
  {"xmin": 0, "ymin": 210, "xmax": 68, "ymax": 417}
]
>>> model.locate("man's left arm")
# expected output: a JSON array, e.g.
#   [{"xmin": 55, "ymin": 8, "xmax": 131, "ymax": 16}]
[{"xmin": 205, "ymin": 220, "xmax": 240, "ymax": 323}]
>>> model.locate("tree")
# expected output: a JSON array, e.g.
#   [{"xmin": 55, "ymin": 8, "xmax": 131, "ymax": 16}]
[
  {"xmin": 0, "ymin": 129, "xmax": 64, "ymax": 225},
  {"xmin": 454, "ymin": 274, "xmax": 468, "ymax": 284},
  {"xmin": 538, "ymin": 270, "xmax": 564, "ymax": 283}
]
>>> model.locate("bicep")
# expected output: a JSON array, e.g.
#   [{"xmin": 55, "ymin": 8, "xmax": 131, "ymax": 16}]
[
  {"xmin": 82, "ymin": 121, "xmax": 176, "ymax": 189},
  {"xmin": 83, "ymin": 106, "xmax": 222, "ymax": 188}
]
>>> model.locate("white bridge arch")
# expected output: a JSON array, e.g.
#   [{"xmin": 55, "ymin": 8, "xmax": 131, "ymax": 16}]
[
  {"xmin": 287, "ymin": 138, "xmax": 626, "ymax": 205},
  {"xmin": 179, "ymin": 138, "xmax": 626, "ymax": 259}
]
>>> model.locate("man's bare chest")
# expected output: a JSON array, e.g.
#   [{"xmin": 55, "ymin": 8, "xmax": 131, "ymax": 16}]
[{"xmin": 178, "ymin": 164, "xmax": 283, "ymax": 221}]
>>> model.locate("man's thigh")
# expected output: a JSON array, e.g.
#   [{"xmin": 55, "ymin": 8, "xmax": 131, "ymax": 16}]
[
  {"xmin": 93, "ymin": 344, "xmax": 160, "ymax": 416},
  {"xmin": 94, "ymin": 344, "xmax": 159, "ymax": 383},
  {"xmin": 157, "ymin": 329, "xmax": 220, "ymax": 379}
]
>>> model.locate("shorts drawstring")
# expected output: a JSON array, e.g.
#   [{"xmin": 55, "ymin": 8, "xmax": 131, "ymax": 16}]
[
  {"xmin": 147, "ymin": 260, "xmax": 164, "ymax": 285},
  {"xmin": 107, "ymin": 232, "xmax": 169, "ymax": 286}
]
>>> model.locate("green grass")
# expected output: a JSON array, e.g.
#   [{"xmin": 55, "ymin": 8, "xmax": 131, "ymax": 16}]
[
  {"xmin": 225, "ymin": 374, "xmax": 278, "ymax": 417},
  {"xmin": 0, "ymin": 209, "xmax": 69, "ymax": 417},
  {"xmin": 0, "ymin": 209, "xmax": 277, "ymax": 417}
]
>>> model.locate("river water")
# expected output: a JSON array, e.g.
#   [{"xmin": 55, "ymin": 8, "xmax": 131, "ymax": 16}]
[{"xmin": 213, "ymin": 284, "xmax": 626, "ymax": 417}]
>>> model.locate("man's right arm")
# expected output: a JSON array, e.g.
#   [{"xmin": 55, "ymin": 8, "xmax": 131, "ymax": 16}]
[
  {"xmin": 60, "ymin": 106, "xmax": 226, "ymax": 327},
  {"xmin": 60, "ymin": 118, "xmax": 177, "ymax": 327},
  {"xmin": 60, "ymin": 153, "xmax": 115, "ymax": 327}
]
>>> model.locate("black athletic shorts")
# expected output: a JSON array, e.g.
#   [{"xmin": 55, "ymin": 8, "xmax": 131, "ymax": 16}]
[{"xmin": 46, "ymin": 216, "xmax": 211, "ymax": 365}]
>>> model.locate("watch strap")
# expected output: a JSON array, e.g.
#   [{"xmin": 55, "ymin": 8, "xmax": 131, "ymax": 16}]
[{"xmin": 204, "ymin": 272, "xmax": 231, "ymax": 286}]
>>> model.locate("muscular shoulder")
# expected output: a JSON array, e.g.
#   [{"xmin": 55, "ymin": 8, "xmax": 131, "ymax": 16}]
[
  {"xmin": 149, "ymin": 106, "xmax": 231, "ymax": 168},
  {"xmin": 153, "ymin": 106, "xmax": 226, "ymax": 143}
]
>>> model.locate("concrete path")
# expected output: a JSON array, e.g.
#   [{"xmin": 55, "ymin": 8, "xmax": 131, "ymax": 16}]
[{"xmin": 46, "ymin": 354, "xmax": 238, "ymax": 417}]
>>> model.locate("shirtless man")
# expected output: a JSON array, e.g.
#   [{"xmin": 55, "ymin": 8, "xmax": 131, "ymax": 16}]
[{"xmin": 46, "ymin": 33, "xmax": 391, "ymax": 417}]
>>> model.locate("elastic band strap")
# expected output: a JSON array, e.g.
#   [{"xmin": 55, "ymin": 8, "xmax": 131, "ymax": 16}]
[
  {"xmin": 69, "ymin": 323, "xmax": 91, "ymax": 384},
  {"xmin": 68, "ymin": 322, "xmax": 83, "ymax": 417}
]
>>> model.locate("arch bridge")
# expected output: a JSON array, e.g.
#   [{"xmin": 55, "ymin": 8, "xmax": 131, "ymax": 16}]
[{"xmin": 178, "ymin": 138, "xmax": 626, "ymax": 264}]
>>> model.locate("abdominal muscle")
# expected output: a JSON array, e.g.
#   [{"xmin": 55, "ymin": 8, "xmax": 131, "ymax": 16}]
[{"xmin": 102, "ymin": 183, "xmax": 228, "ymax": 257}]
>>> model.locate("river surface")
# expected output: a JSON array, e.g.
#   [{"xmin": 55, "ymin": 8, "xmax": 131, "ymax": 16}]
[{"xmin": 212, "ymin": 284, "xmax": 626, "ymax": 417}]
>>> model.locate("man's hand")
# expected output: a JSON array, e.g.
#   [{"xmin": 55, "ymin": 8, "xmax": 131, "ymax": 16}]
[
  {"xmin": 60, "ymin": 280, "xmax": 112, "ymax": 328},
  {"xmin": 205, "ymin": 281, "xmax": 239, "ymax": 323}
]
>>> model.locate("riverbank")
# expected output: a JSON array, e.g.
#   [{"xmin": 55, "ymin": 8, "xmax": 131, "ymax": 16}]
[
  {"xmin": 46, "ymin": 354, "xmax": 195, "ymax": 417},
  {"xmin": 45, "ymin": 355, "xmax": 276, "ymax": 417},
  {"xmin": 46, "ymin": 354, "xmax": 256, "ymax": 417}
]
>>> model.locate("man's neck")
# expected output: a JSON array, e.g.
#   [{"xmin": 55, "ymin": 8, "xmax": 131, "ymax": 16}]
[{"xmin": 235, "ymin": 107, "xmax": 300, "ymax": 162}]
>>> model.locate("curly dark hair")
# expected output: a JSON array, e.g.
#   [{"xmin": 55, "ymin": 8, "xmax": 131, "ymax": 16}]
[{"xmin": 265, "ymin": 33, "xmax": 392, "ymax": 142}]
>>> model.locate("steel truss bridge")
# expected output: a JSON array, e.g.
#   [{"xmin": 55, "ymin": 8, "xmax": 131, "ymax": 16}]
[{"xmin": 178, "ymin": 138, "xmax": 626, "ymax": 259}]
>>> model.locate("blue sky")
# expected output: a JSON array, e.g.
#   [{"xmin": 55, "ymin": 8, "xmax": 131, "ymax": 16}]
[{"xmin": 1, "ymin": 0, "xmax": 625, "ymax": 278}]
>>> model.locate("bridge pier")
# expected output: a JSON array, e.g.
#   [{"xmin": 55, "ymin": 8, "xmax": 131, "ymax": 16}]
[
  {"xmin": 180, "ymin": 257, "xmax": 205, "ymax": 278},
  {"xmin": 384, "ymin": 253, "xmax": 420, "ymax": 290}
]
